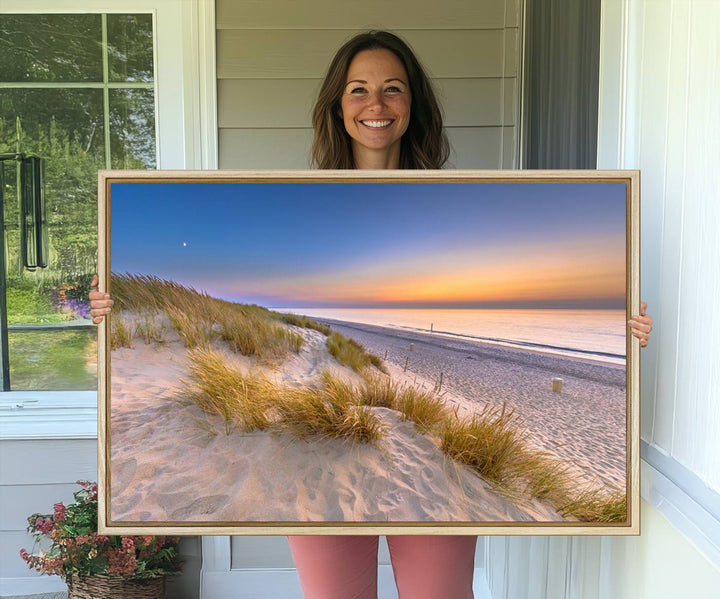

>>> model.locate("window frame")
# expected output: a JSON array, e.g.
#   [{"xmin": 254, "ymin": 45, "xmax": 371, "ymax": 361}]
[{"xmin": 0, "ymin": 0, "xmax": 217, "ymax": 440}]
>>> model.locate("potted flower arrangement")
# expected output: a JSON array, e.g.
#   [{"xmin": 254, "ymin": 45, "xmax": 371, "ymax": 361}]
[{"xmin": 20, "ymin": 481, "xmax": 182, "ymax": 599}]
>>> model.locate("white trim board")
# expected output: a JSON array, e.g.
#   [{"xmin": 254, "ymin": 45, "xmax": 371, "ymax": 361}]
[
  {"xmin": 0, "ymin": 392, "xmax": 96, "ymax": 440},
  {"xmin": 641, "ymin": 457, "xmax": 720, "ymax": 568}
]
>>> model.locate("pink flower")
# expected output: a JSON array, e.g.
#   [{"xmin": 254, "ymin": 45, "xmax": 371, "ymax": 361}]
[
  {"xmin": 53, "ymin": 502, "xmax": 66, "ymax": 522},
  {"xmin": 19, "ymin": 548, "xmax": 29, "ymax": 562},
  {"xmin": 107, "ymin": 548, "xmax": 137, "ymax": 576},
  {"xmin": 121, "ymin": 537, "xmax": 135, "ymax": 549},
  {"xmin": 34, "ymin": 518, "xmax": 54, "ymax": 535}
]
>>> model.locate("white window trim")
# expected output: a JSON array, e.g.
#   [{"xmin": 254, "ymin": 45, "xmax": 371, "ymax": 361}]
[
  {"xmin": 0, "ymin": 0, "xmax": 218, "ymax": 170},
  {"xmin": 0, "ymin": 0, "xmax": 217, "ymax": 440}
]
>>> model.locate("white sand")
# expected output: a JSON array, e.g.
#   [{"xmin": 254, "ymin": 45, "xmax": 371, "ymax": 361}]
[{"xmin": 110, "ymin": 320, "xmax": 564, "ymax": 523}]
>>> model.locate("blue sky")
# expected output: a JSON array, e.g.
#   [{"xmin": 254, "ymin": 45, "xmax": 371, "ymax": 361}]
[{"xmin": 110, "ymin": 180, "xmax": 627, "ymax": 309}]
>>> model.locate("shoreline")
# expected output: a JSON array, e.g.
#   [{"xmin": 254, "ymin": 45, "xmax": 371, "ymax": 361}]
[
  {"xmin": 316, "ymin": 318, "xmax": 627, "ymax": 489},
  {"xmin": 274, "ymin": 308, "xmax": 627, "ymax": 366}
]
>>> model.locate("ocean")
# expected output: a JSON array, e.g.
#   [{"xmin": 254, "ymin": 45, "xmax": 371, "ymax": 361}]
[{"xmin": 277, "ymin": 308, "xmax": 627, "ymax": 364}]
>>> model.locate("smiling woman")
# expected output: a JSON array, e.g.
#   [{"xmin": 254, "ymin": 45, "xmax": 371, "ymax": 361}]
[
  {"xmin": 340, "ymin": 49, "xmax": 412, "ymax": 168},
  {"xmin": 311, "ymin": 30, "xmax": 448, "ymax": 170}
]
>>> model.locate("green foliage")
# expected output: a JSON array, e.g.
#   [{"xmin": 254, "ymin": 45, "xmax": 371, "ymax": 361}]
[
  {"xmin": 0, "ymin": 14, "xmax": 156, "ymax": 342},
  {"xmin": 5, "ymin": 287, "xmax": 66, "ymax": 325},
  {"xmin": 9, "ymin": 329, "xmax": 96, "ymax": 390}
]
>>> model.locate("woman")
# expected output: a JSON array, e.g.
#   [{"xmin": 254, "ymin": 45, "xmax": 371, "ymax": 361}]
[{"xmin": 90, "ymin": 31, "xmax": 653, "ymax": 599}]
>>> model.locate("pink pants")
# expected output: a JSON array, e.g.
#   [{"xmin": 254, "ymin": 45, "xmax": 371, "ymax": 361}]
[{"xmin": 287, "ymin": 535, "xmax": 477, "ymax": 599}]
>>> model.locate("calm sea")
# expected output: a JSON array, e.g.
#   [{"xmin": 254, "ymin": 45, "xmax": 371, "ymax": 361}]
[{"xmin": 277, "ymin": 308, "xmax": 627, "ymax": 364}]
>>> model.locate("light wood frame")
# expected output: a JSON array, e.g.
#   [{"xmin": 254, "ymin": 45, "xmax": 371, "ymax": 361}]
[{"xmin": 98, "ymin": 169, "xmax": 640, "ymax": 536}]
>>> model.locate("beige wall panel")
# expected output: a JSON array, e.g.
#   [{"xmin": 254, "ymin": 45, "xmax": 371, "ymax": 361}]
[
  {"xmin": 220, "ymin": 127, "xmax": 509, "ymax": 170},
  {"xmin": 436, "ymin": 79, "xmax": 504, "ymax": 127},
  {"xmin": 503, "ymin": 125, "xmax": 518, "ymax": 168},
  {"xmin": 503, "ymin": 27, "xmax": 519, "ymax": 77},
  {"xmin": 218, "ymin": 79, "xmax": 320, "ymax": 128},
  {"xmin": 446, "ymin": 126, "xmax": 504, "ymax": 168},
  {"xmin": 505, "ymin": 0, "xmax": 521, "ymax": 27},
  {"xmin": 219, "ymin": 78, "xmax": 511, "ymax": 128},
  {"xmin": 503, "ymin": 77, "xmax": 517, "ymax": 126},
  {"xmin": 219, "ymin": 128, "xmax": 313, "ymax": 169},
  {"xmin": 217, "ymin": 0, "xmax": 507, "ymax": 30},
  {"xmin": 217, "ymin": 30, "xmax": 506, "ymax": 79}
]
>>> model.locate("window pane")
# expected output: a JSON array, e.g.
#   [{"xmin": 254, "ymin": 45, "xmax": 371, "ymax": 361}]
[
  {"xmin": 1, "ymin": 90, "xmax": 103, "ymax": 390},
  {"xmin": 0, "ymin": 13, "xmax": 157, "ymax": 391},
  {"xmin": 0, "ymin": 89, "xmax": 106, "ymax": 161},
  {"xmin": 8, "ymin": 329, "xmax": 97, "ymax": 391},
  {"xmin": 107, "ymin": 14, "xmax": 154, "ymax": 83},
  {"xmin": 0, "ymin": 14, "xmax": 102, "ymax": 82},
  {"xmin": 110, "ymin": 89, "xmax": 156, "ymax": 169}
]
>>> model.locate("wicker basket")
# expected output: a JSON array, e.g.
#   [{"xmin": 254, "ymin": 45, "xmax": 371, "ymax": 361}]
[{"xmin": 67, "ymin": 575, "xmax": 164, "ymax": 599}]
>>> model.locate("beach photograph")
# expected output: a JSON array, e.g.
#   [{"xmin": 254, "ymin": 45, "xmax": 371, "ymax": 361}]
[{"xmin": 104, "ymin": 176, "xmax": 632, "ymax": 529}]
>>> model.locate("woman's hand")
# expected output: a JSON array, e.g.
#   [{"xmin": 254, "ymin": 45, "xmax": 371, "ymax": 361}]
[
  {"xmin": 628, "ymin": 301, "xmax": 652, "ymax": 348},
  {"xmin": 89, "ymin": 275, "xmax": 113, "ymax": 324}
]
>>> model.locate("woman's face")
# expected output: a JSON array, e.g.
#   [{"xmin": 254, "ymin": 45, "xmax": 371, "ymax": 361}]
[{"xmin": 340, "ymin": 49, "xmax": 411, "ymax": 166}]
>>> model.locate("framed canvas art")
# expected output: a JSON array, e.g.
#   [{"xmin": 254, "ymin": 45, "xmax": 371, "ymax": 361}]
[{"xmin": 97, "ymin": 170, "xmax": 640, "ymax": 535}]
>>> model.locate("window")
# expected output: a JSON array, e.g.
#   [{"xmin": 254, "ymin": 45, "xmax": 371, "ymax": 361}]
[{"xmin": 0, "ymin": 13, "xmax": 156, "ymax": 391}]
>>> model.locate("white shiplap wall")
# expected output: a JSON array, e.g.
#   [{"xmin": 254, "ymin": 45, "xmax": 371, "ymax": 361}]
[
  {"xmin": 486, "ymin": 0, "xmax": 720, "ymax": 597},
  {"xmin": 216, "ymin": 0, "xmax": 522, "ymax": 169},
  {"xmin": 597, "ymin": 0, "xmax": 719, "ymax": 491}
]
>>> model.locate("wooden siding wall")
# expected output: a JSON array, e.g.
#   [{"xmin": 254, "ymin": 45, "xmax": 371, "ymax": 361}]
[{"xmin": 216, "ymin": 0, "xmax": 522, "ymax": 169}]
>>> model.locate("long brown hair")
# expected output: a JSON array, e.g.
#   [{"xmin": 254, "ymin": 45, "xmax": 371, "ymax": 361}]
[{"xmin": 311, "ymin": 31, "xmax": 449, "ymax": 169}]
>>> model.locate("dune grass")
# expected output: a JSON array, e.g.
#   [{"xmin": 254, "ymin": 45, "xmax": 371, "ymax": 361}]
[
  {"xmin": 439, "ymin": 403, "xmax": 627, "ymax": 522},
  {"xmin": 110, "ymin": 314, "xmax": 134, "ymax": 350},
  {"xmin": 110, "ymin": 273, "xmax": 389, "ymax": 372},
  {"xmin": 440, "ymin": 404, "xmax": 527, "ymax": 486},
  {"xmin": 180, "ymin": 347, "xmax": 275, "ymax": 434},
  {"xmin": 558, "ymin": 488, "xmax": 627, "ymax": 522},
  {"xmin": 326, "ymin": 332, "xmax": 387, "ymax": 374},
  {"xmin": 134, "ymin": 314, "xmax": 167, "ymax": 344},
  {"xmin": 181, "ymin": 348, "xmax": 383, "ymax": 443},
  {"xmin": 360, "ymin": 375, "xmax": 449, "ymax": 433},
  {"xmin": 276, "ymin": 372, "xmax": 384, "ymax": 443},
  {"xmin": 277, "ymin": 313, "xmax": 332, "ymax": 336},
  {"xmin": 111, "ymin": 273, "xmax": 306, "ymax": 362}
]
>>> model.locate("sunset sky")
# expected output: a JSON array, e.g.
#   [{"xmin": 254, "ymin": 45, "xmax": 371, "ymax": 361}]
[{"xmin": 110, "ymin": 181, "xmax": 627, "ymax": 309}]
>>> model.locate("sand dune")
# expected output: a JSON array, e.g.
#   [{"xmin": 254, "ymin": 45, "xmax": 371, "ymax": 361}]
[{"xmin": 110, "ymin": 321, "xmax": 569, "ymax": 524}]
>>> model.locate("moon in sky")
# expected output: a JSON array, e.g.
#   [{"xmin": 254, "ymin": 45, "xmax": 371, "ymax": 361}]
[{"xmin": 182, "ymin": 242, "xmax": 187, "ymax": 247}]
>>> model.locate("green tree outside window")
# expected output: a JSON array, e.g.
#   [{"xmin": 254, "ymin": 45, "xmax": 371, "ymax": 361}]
[{"xmin": 0, "ymin": 13, "xmax": 156, "ymax": 390}]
